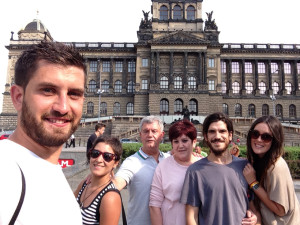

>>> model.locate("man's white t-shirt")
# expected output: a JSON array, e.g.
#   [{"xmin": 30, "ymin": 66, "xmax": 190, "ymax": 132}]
[{"xmin": 0, "ymin": 140, "xmax": 82, "ymax": 225}]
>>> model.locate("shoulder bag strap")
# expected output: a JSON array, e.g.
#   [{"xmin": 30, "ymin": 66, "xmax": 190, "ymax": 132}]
[{"xmin": 9, "ymin": 165, "xmax": 26, "ymax": 225}]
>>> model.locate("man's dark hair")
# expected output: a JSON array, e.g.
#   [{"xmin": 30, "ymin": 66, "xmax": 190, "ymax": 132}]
[
  {"xmin": 202, "ymin": 112, "xmax": 233, "ymax": 135},
  {"xmin": 14, "ymin": 41, "xmax": 87, "ymax": 90},
  {"xmin": 95, "ymin": 123, "xmax": 106, "ymax": 131}
]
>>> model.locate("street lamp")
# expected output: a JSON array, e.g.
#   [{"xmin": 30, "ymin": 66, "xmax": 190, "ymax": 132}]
[
  {"xmin": 97, "ymin": 89, "xmax": 104, "ymax": 122},
  {"xmin": 270, "ymin": 94, "xmax": 276, "ymax": 116}
]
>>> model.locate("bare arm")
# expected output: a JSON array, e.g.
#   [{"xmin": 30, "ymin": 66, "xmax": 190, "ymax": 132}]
[
  {"xmin": 112, "ymin": 176, "xmax": 127, "ymax": 191},
  {"xmin": 186, "ymin": 205, "xmax": 199, "ymax": 225},
  {"xmin": 243, "ymin": 163, "xmax": 285, "ymax": 217},
  {"xmin": 149, "ymin": 206, "xmax": 163, "ymax": 225},
  {"xmin": 73, "ymin": 179, "xmax": 85, "ymax": 197},
  {"xmin": 99, "ymin": 191, "xmax": 122, "ymax": 225}
]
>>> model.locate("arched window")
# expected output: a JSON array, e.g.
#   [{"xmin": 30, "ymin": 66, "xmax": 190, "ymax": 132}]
[
  {"xmin": 223, "ymin": 104, "xmax": 228, "ymax": 115},
  {"xmin": 248, "ymin": 104, "xmax": 256, "ymax": 117},
  {"xmin": 160, "ymin": 76, "xmax": 169, "ymax": 89},
  {"xmin": 272, "ymin": 82, "xmax": 280, "ymax": 95},
  {"xmin": 222, "ymin": 82, "xmax": 227, "ymax": 94},
  {"xmin": 174, "ymin": 99, "xmax": 183, "ymax": 114},
  {"xmin": 275, "ymin": 104, "xmax": 283, "ymax": 117},
  {"xmin": 100, "ymin": 102, "xmax": 107, "ymax": 116},
  {"xmin": 113, "ymin": 102, "xmax": 121, "ymax": 116},
  {"xmin": 186, "ymin": 5, "xmax": 195, "ymax": 20},
  {"xmin": 245, "ymin": 82, "xmax": 253, "ymax": 94},
  {"xmin": 189, "ymin": 99, "xmax": 198, "ymax": 115},
  {"xmin": 102, "ymin": 80, "xmax": 109, "ymax": 93},
  {"xmin": 286, "ymin": 82, "xmax": 292, "ymax": 95},
  {"xmin": 188, "ymin": 76, "xmax": 196, "ymax": 90},
  {"xmin": 259, "ymin": 81, "xmax": 266, "ymax": 94},
  {"xmin": 114, "ymin": 80, "xmax": 122, "ymax": 93},
  {"xmin": 232, "ymin": 82, "xmax": 240, "ymax": 94},
  {"xmin": 235, "ymin": 104, "xmax": 242, "ymax": 117},
  {"xmin": 173, "ymin": 5, "xmax": 182, "ymax": 20},
  {"xmin": 127, "ymin": 81, "xmax": 135, "ymax": 93},
  {"xmin": 160, "ymin": 99, "xmax": 169, "ymax": 115},
  {"xmin": 262, "ymin": 104, "xmax": 269, "ymax": 116},
  {"xmin": 289, "ymin": 104, "xmax": 296, "ymax": 118},
  {"xmin": 159, "ymin": 5, "xmax": 168, "ymax": 20},
  {"xmin": 87, "ymin": 102, "xmax": 94, "ymax": 114},
  {"xmin": 126, "ymin": 103, "xmax": 134, "ymax": 115},
  {"xmin": 174, "ymin": 76, "xmax": 182, "ymax": 89},
  {"xmin": 88, "ymin": 80, "xmax": 97, "ymax": 93}
]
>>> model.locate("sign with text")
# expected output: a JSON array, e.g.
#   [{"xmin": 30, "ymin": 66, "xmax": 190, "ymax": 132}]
[{"xmin": 58, "ymin": 159, "xmax": 75, "ymax": 168}]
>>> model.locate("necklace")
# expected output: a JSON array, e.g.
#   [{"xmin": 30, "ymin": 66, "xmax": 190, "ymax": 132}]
[{"xmin": 80, "ymin": 179, "xmax": 111, "ymax": 208}]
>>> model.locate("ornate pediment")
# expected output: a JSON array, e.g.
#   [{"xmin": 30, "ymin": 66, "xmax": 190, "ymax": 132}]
[{"xmin": 149, "ymin": 31, "xmax": 209, "ymax": 45}]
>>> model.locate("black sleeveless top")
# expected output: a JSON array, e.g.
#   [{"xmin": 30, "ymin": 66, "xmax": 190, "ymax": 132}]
[{"xmin": 76, "ymin": 181, "xmax": 120, "ymax": 225}]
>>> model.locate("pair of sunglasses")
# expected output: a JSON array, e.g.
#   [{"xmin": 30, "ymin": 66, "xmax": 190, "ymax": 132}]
[
  {"xmin": 90, "ymin": 149, "xmax": 116, "ymax": 162},
  {"xmin": 250, "ymin": 130, "xmax": 273, "ymax": 143}
]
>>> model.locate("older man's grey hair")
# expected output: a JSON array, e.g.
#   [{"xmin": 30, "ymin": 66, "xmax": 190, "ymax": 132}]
[{"xmin": 139, "ymin": 116, "xmax": 164, "ymax": 132}]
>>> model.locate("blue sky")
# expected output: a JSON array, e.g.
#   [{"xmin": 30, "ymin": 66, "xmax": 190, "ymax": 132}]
[{"xmin": 0, "ymin": 0, "xmax": 299, "ymax": 112}]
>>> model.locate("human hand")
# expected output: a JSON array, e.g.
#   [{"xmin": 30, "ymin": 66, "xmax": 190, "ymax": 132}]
[
  {"xmin": 242, "ymin": 210, "xmax": 257, "ymax": 225},
  {"xmin": 243, "ymin": 163, "xmax": 257, "ymax": 185}
]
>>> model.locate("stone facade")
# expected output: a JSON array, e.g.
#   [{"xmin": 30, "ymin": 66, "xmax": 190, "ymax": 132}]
[{"xmin": 1, "ymin": 0, "xmax": 300, "ymax": 131}]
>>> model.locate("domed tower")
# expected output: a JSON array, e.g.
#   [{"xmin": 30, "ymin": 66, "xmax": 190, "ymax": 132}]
[{"xmin": 18, "ymin": 18, "xmax": 53, "ymax": 41}]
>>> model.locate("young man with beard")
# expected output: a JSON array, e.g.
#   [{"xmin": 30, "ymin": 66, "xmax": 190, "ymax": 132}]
[
  {"xmin": 0, "ymin": 41, "xmax": 86, "ymax": 225},
  {"xmin": 180, "ymin": 112, "xmax": 260, "ymax": 225}
]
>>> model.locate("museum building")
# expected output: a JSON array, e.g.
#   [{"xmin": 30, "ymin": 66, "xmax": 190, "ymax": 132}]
[{"xmin": 1, "ymin": 0, "xmax": 300, "ymax": 130}]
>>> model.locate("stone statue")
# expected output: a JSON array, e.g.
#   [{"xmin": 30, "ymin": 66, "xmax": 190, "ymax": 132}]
[
  {"xmin": 182, "ymin": 105, "xmax": 190, "ymax": 121},
  {"xmin": 143, "ymin": 10, "xmax": 150, "ymax": 22}
]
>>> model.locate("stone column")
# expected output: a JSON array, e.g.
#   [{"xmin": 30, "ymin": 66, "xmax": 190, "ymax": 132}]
[
  {"xmin": 97, "ymin": 59, "xmax": 101, "ymax": 89},
  {"xmin": 267, "ymin": 60, "xmax": 272, "ymax": 93},
  {"xmin": 203, "ymin": 52, "xmax": 207, "ymax": 84},
  {"xmin": 155, "ymin": 52, "xmax": 160, "ymax": 83},
  {"xmin": 227, "ymin": 59, "xmax": 232, "ymax": 94},
  {"xmin": 254, "ymin": 60, "xmax": 259, "ymax": 95},
  {"xmin": 109, "ymin": 58, "xmax": 114, "ymax": 89},
  {"xmin": 280, "ymin": 60, "xmax": 286, "ymax": 94},
  {"xmin": 150, "ymin": 52, "xmax": 155, "ymax": 84},
  {"xmin": 293, "ymin": 60, "xmax": 299, "ymax": 93},
  {"xmin": 198, "ymin": 52, "xmax": 202, "ymax": 84},
  {"xmin": 169, "ymin": 52, "xmax": 174, "ymax": 84},
  {"xmin": 122, "ymin": 59, "xmax": 127, "ymax": 89},
  {"xmin": 241, "ymin": 59, "xmax": 245, "ymax": 91},
  {"xmin": 184, "ymin": 52, "xmax": 188, "ymax": 84}
]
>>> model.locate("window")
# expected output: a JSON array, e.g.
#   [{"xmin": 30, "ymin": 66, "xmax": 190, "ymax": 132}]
[
  {"xmin": 258, "ymin": 62, "xmax": 266, "ymax": 73},
  {"xmin": 113, "ymin": 102, "xmax": 121, "ymax": 116},
  {"xmin": 221, "ymin": 61, "xmax": 226, "ymax": 74},
  {"xmin": 232, "ymin": 62, "xmax": 240, "ymax": 73},
  {"xmin": 272, "ymin": 82, "xmax": 280, "ymax": 95},
  {"xmin": 186, "ymin": 5, "xmax": 195, "ymax": 20},
  {"xmin": 174, "ymin": 76, "xmax": 182, "ymax": 89},
  {"xmin": 188, "ymin": 77, "xmax": 197, "ymax": 90},
  {"xmin": 87, "ymin": 102, "xmax": 94, "ymax": 114},
  {"xmin": 173, "ymin": 5, "xmax": 182, "ymax": 20},
  {"xmin": 271, "ymin": 63, "xmax": 278, "ymax": 73},
  {"xmin": 128, "ymin": 61, "xmax": 135, "ymax": 72},
  {"xmin": 222, "ymin": 82, "xmax": 227, "ymax": 94},
  {"xmin": 126, "ymin": 103, "xmax": 134, "ymax": 115},
  {"xmin": 259, "ymin": 81, "xmax": 266, "ymax": 94},
  {"xmin": 232, "ymin": 82, "xmax": 240, "ymax": 94},
  {"xmin": 289, "ymin": 104, "xmax": 296, "ymax": 118},
  {"xmin": 88, "ymin": 80, "xmax": 97, "ymax": 93},
  {"xmin": 262, "ymin": 104, "xmax": 269, "ymax": 116},
  {"xmin": 142, "ymin": 58, "xmax": 148, "ymax": 67},
  {"xmin": 142, "ymin": 79, "xmax": 148, "ymax": 90},
  {"xmin": 89, "ymin": 61, "xmax": 97, "ymax": 72},
  {"xmin": 275, "ymin": 104, "xmax": 283, "ymax": 117},
  {"xmin": 209, "ymin": 58, "xmax": 215, "ymax": 68},
  {"xmin": 114, "ymin": 80, "xmax": 122, "ymax": 93},
  {"xmin": 284, "ymin": 63, "xmax": 291, "ymax": 74},
  {"xmin": 102, "ymin": 61, "xmax": 110, "ymax": 72},
  {"xmin": 208, "ymin": 80, "xmax": 215, "ymax": 90},
  {"xmin": 115, "ymin": 61, "xmax": 123, "ymax": 72},
  {"xmin": 286, "ymin": 82, "xmax": 292, "ymax": 95},
  {"xmin": 160, "ymin": 76, "xmax": 169, "ymax": 89},
  {"xmin": 235, "ymin": 104, "xmax": 242, "ymax": 117},
  {"xmin": 100, "ymin": 102, "xmax": 107, "ymax": 115},
  {"xmin": 248, "ymin": 104, "xmax": 256, "ymax": 117},
  {"xmin": 160, "ymin": 99, "xmax": 169, "ymax": 115},
  {"xmin": 102, "ymin": 80, "xmax": 109, "ymax": 93},
  {"xmin": 174, "ymin": 99, "xmax": 183, "ymax": 114},
  {"xmin": 245, "ymin": 82, "xmax": 253, "ymax": 94},
  {"xmin": 223, "ymin": 104, "xmax": 228, "ymax": 115},
  {"xmin": 160, "ymin": 5, "xmax": 168, "ymax": 20},
  {"xmin": 245, "ymin": 62, "xmax": 252, "ymax": 73},
  {"xmin": 189, "ymin": 99, "xmax": 197, "ymax": 115},
  {"xmin": 127, "ymin": 81, "xmax": 135, "ymax": 93}
]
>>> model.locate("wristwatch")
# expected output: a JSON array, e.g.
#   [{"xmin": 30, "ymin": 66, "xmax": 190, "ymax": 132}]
[{"xmin": 251, "ymin": 182, "xmax": 260, "ymax": 190}]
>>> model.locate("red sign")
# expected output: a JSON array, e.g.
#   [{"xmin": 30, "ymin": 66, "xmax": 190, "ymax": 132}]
[{"xmin": 58, "ymin": 159, "xmax": 75, "ymax": 168}]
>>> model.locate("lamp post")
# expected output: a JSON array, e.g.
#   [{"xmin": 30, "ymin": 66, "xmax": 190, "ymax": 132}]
[
  {"xmin": 97, "ymin": 89, "xmax": 104, "ymax": 122},
  {"xmin": 270, "ymin": 94, "xmax": 276, "ymax": 116}
]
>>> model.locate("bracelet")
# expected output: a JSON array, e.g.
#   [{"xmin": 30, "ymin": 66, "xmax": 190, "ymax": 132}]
[{"xmin": 250, "ymin": 181, "xmax": 259, "ymax": 190}]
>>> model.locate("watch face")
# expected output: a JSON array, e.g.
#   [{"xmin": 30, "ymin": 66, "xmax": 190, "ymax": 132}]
[{"xmin": 252, "ymin": 183, "xmax": 259, "ymax": 190}]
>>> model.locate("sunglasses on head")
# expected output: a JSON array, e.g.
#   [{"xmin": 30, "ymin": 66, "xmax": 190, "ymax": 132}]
[
  {"xmin": 250, "ymin": 130, "xmax": 273, "ymax": 143},
  {"xmin": 90, "ymin": 149, "xmax": 116, "ymax": 162}
]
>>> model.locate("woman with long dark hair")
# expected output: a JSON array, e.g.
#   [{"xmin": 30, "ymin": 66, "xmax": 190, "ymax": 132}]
[{"xmin": 243, "ymin": 116, "xmax": 300, "ymax": 225}]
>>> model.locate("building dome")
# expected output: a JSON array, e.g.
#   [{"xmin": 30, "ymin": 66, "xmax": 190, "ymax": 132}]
[{"xmin": 24, "ymin": 19, "xmax": 47, "ymax": 32}]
